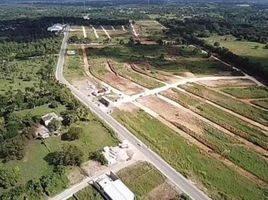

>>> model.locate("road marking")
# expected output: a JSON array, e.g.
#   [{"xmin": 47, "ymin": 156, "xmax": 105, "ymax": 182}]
[
  {"xmin": 101, "ymin": 25, "xmax": 111, "ymax": 39},
  {"xmin": 82, "ymin": 26, "xmax": 87, "ymax": 38},
  {"xmin": 91, "ymin": 25, "xmax": 99, "ymax": 39}
]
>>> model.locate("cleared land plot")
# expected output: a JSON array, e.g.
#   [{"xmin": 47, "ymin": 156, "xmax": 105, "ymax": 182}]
[
  {"xmin": 198, "ymin": 78, "xmax": 257, "ymax": 88},
  {"xmin": 88, "ymin": 56, "xmax": 144, "ymax": 95},
  {"xmin": 162, "ymin": 89, "xmax": 268, "ymax": 150},
  {"xmin": 64, "ymin": 46, "xmax": 86, "ymax": 81},
  {"xmin": 203, "ymin": 35, "xmax": 268, "ymax": 67},
  {"xmin": 87, "ymin": 45, "xmax": 237, "ymax": 77},
  {"xmin": 69, "ymin": 27, "xmax": 84, "ymax": 38},
  {"xmin": 68, "ymin": 186, "xmax": 103, "ymax": 200},
  {"xmin": 252, "ymin": 99, "xmax": 268, "ymax": 110},
  {"xmin": 181, "ymin": 83, "xmax": 268, "ymax": 126},
  {"xmin": 108, "ymin": 60, "xmax": 164, "ymax": 89},
  {"xmin": 221, "ymin": 86, "xmax": 268, "ymax": 99},
  {"xmin": 134, "ymin": 20, "xmax": 164, "ymax": 41},
  {"xmin": 113, "ymin": 106, "xmax": 267, "ymax": 200},
  {"xmin": 138, "ymin": 96, "xmax": 268, "ymax": 183},
  {"xmin": 84, "ymin": 26, "xmax": 100, "ymax": 42},
  {"xmin": 117, "ymin": 162, "xmax": 178, "ymax": 200},
  {"xmin": 132, "ymin": 62, "xmax": 179, "ymax": 83}
]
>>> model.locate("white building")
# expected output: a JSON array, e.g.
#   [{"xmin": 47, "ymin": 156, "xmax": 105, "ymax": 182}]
[
  {"xmin": 47, "ymin": 24, "xmax": 64, "ymax": 32},
  {"xmin": 35, "ymin": 125, "xmax": 50, "ymax": 139},
  {"xmin": 93, "ymin": 172, "xmax": 135, "ymax": 200},
  {"xmin": 41, "ymin": 112, "xmax": 62, "ymax": 127}
]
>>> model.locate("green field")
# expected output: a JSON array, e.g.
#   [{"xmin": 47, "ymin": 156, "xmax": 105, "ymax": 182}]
[
  {"xmin": 203, "ymin": 35, "xmax": 268, "ymax": 67},
  {"xmin": 113, "ymin": 109, "xmax": 267, "ymax": 200},
  {"xmin": 221, "ymin": 86, "xmax": 268, "ymax": 99},
  {"xmin": 163, "ymin": 89, "xmax": 268, "ymax": 150},
  {"xmin": 117, "ymin": 162, "xmax": 166, "ymax": 199},
  {"xmin": 68, "ymin": 186, "xmax": 103, "ymax": 200},
  {"xmin": 87, "ymin": 44, "xmax": 238, "ymax": 77},
  {"xmin": 181, "ymin": 83, "xmax": 268, "ymax": 126},
  {"xmin": 251, "ymin": 99, "xmax": 268, "ymax": 109},
  {"xmin": 64, "ymin": 46, "xmax": 86, "ymax": 81}
]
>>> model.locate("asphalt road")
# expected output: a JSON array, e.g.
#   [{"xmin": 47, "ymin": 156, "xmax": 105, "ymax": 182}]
[{"xmin": 55, "ymin": 27, "xmax": 210, "ymax": 200}]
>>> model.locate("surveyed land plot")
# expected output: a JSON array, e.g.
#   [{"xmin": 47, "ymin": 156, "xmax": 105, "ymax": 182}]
[
  {"xmin": 117, "ymin": 162, "xmax": 179, "ymax": 200},
  {"xmin": 88, "ymin": 56, "xmax": 144, "ymax": 95},
  {"xmin": 137, "ymin": 95, "xmax": 268, "ymax": 184},
  {"xmin": 162, "ymin": 88, "xmax": 268, "ymax": 150},
  {"xmin": 113, "ymin": 106, "xmax": 267, "ymax": 200},
  {"xmin": 181, "ymin": 83, "xmax": 268, "ymax": 127}
]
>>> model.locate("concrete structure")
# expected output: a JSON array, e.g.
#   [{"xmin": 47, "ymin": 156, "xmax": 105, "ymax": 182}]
[
  {"xmin": 47, "ymin": 24, "xmax": 64, "ymax": 32},
  {"xmin": 93, "ymin": 172, "xmax": 135, "ymax": 200},
  {"xmin": 41, "ymin": 112, "xmax": 62, "ymax": 127},
  {"xmin": 67, "ymin": 50, "xmax": 76, "ymax": 55},
  {"xmin": 35, "ymin": 125, "xmax": 50, "ymax": 139}
]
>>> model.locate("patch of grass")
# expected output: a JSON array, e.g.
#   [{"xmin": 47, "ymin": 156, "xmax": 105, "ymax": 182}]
[
  {"xmin": 0, "ymin": 140, "xmax": 53, "ymax": 184},
  {"xmin": 203, "ymin": 126, "xmax": 268, "ymax": 183},
  {"xmin": 71, "ymin": 186, "xmax": 103, "ymax": 200},
  {"xmin": 203, "ymin": 35, "xmax": 268, "ymax": 67},
  {"xmin": 221, "ymin": 86, "xmax": 268, "ymax": 99},
  {"xmin": 110, "ymin": 60, "xmax": 164, "ymax": 89},
  {"xmin": 251, "ymin": 99, "xmax": 268, "ymax": 109},
  {"xmin": 87, "ymin": 45, "xmax": 237, "ymax": 77},
  {"xmin": 12, "ymin": 104, "xmax": 66, "ymax": 118},
  {"xmin": 117, "ymin": 162, "xmax": 166, "ymax": 200},
  {"xmin": 113, "ymin": 109, "xmax": 267, "ymax": 200},
  {"xmin": 164, "ymin": 89, "xmax": 268, "ymax": 149},
  {"xmin": 64, "ymin": 47, "xmax": 86, "ymax": 81},
  {"xmin": 181, "ymin": 83, "xmax": 268, "ymax": 126}
]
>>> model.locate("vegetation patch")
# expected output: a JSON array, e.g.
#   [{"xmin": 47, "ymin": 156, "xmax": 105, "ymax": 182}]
[
  {"xmin": 181, "ymin": 83, "xmax": 268, "ymax": 126},
  {"xmin": 221, "ymin": 86, "xmax": 268, "ymax": 99},
  {"xmin": 163, "ymin": 89, "xmax": 268, "ymax": 150},
  {"xmin": 251, "ymin": 99, "xmax": 268, "ymax": 110},
  {"xmin": 113, "ymin": 108, "xmax": 267, "ymax": 200}
]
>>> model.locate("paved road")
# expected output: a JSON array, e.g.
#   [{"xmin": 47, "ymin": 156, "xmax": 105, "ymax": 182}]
[{"xmin": 55, "ymin": 27, "xmax": 210, "ymax": 200}]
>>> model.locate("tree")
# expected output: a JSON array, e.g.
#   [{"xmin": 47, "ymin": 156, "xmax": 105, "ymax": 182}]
[
  {"xmin": 47, "ymin": 119, "xmax": 61, "ymax": 132},
  {"xmin": 214, "ymin": 42, "xmax": 220, "ymax": 47},
  {"xmin": 46, "ymin": 145, "xmax": 84, "ymax": 166},
  {"xmin": 89, "ymin": 150, "xmax": 107, "ymax": 165},
  {"xmin": 48, "ymin": 101, "xmax": 59, "ymax": 108},
  {"xmin": 264, "ymin": 43, "xmax": 268, "ymax": 49},
  {"xmin": 0, "ymin": 166, "xmax": 20, "ymax": 189},
  {"xmin": 61, "ymin": 126, "xmax": 82, "ymax": 141}
]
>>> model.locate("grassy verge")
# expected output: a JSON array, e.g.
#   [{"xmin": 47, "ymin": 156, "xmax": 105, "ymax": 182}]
[
  {"xmin": 117, "ymin": 162, "xmax": 166, "ymax": 200},
  {"xmin": 181, "ymin": 83, "xmax": 268, "ymax": 126},
  {"xmin": 113, "ymin": 108, "xmax": 267, "ymax": 200},
  {"xmin": 221, "ymin": 86, "xmax": 268, "ymax": 99},
  {"xmin": 163, "ymin": 89, "xmax": 268, "ymax": 150}
]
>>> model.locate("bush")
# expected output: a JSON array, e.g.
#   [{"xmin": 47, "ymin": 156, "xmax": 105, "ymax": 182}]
[
  {"xmin": 89, "ymin": 150, "xmax": 107, "ymax": 165},
  {"xmin": 61, "ymin": 126, "xmax": 82, "ymax": 141},
  {"xmin": 46, "ymin": 145, "xmax": 84, "ymax": 166},
  {"xmin": 47, "ymin": 119, "xmax": 61, "ymax": 132}
]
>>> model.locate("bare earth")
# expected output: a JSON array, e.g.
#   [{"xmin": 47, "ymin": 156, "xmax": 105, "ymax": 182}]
[{"xmin": 198, "ymin": 78, "xmax": 256, "ymax": 88}]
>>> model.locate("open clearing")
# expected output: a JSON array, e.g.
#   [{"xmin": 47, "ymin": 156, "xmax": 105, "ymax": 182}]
[
  {"xmin": 137, "ymin": 95, "xmax": 268, "ymax": 183},
  {"xmin": 203, "ymin": 35, "xmax": 268, "ymax": 67},
  {"xmin": 117, "ymin": 162, "xmax": 178, "ymax": 200},
  {"xmin": 181, "ymin": 83, "xmax": 268, "ymax": 126},
  {"xmin": 64, "ymin": 45, "xmax": 86, "ymax": 81},
  {"xmin": 88, "ymin": 56, "xmax": 144, "ymax": 95},
  {"xmin": 108, "ymin": 60, "xmax": 164, "ymax": 89},
  {"xmin": 113, "ymin": 106, "xmax": 267, "ymax": 200},
  {"xmin": 162, "ymin": 88, "xmax": 268, "ymax": 150}
]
